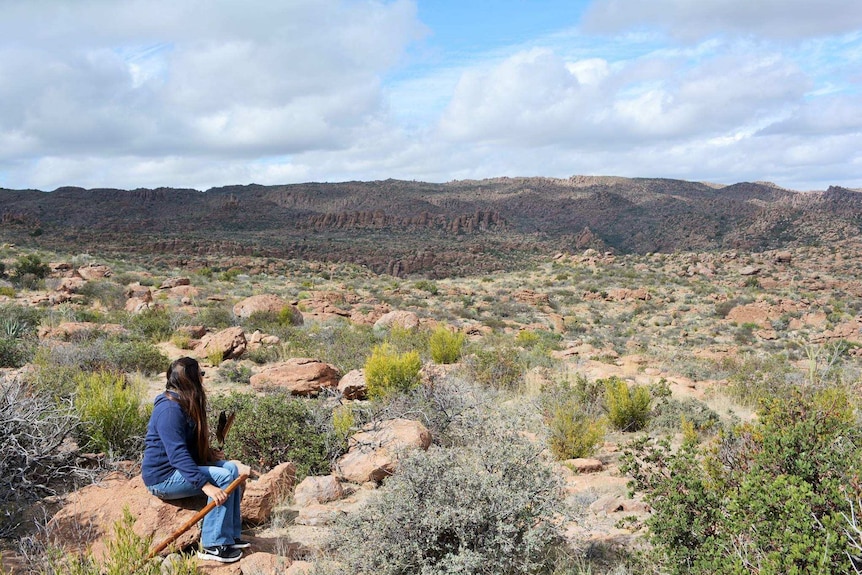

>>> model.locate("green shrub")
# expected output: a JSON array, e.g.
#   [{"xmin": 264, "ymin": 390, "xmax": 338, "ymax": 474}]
[
  {"xmin": 385, "ymin": 325, "xmax": 431, "ymax": 357},
  {"xmin": 0, "ymin": 303, "xmax": 42, "ymax": 337},
  {"xmin": 650, "ymin": 397, "xmax": 720, "ymax": 434},
  {"xmin": 31, "ymin": 338, "xmax": 167, "ymax": 392},
  {"xmin": 206, "ymin": 347, "xmax": 225, "ymax": 367},
  {"xmin": 725, "ymin": 353, "xmax": 795, "ymax": 407},
  {"xmin": 0, "ymin": 304, "xmax": 41, "ymax": 368},
  {"xmin": 463, "ymin": 345, "xmax": 526, "ymax": 390},
  {"xmin": 463, "ymin": 335, "xmax": 558, "ymax": 391},
  {"xmin": 220, "ymin": 268, "xmax": 242, "ymax": 282},
  {"xmin": 198, "ymin": 305, "xmax": 234, "ymax": 329},
  {"xmin": 428, "ymin": 326, "xmax": 465, "ymax": 364},
  {"xmin": 170, "ymin": 332, "xmax": 193, "ymax": 349},
  {"xmin": 364, "ymin": 343, "xmax": 422, "ymax": 399},
  {"xmin": 332, "ymin": 404, "xmax": 356, "ymax": 443},
  {"xmin": 278, "ymin": 305, "xmax": 302, "ymax": 326},
  {"xmin": 327, "ymin": 434, "xmax": 564, "ymax": 575},
  {"xmin": 516, "ymin": 329, "xmax": 562, "ymax": 351},
  {"xmin": 261, "ymin": 322, "xmax": 376, "ymax": 371},
  {"xmin": 413, "ymin": 279, "xmax": 438, "ymax": 295},
  {"xmin": 24, "ymin": 347, "xmax": 83, "ymax": 398},
  {"xmin": 246, "ymin": 344, "xmax": 281, "ymax": 365},
  {"xmin": 102, "ymin": 338, "xmax": 168, "ymax": 374},
  {"xmin": 216, "ymin": 360, "xmax": 252, "ymax": 384},
  {"xmin": 0, "ymin": 337, "xmax": 35, "ymax": 368},
  {"xmin": 13, "ymin": 254, "xmax": 50, "ymax": 281},
  {"xmin": 714, "ymin": 299, "xmax": 738, "ymax": 319},
  {"xmin": 623, "ymin": 389, "xmax": 861, "ymax": 575},
  {"xmin": 78, "ymin": 280, "xmax": 126, "ymax": 310},
  {"xmin": 0, "ymin": 286, "xmax": 14, "ymax": 298},
  {"xmin": 603, "ymin": 377, "xmax": 651, "ymax": 432},
  {"xmin": 209, "ymin": 393, "xmax": 333, "ymax": 478},
  {"xmin": 74, "ymin": 371, "xmax": 151, "ymax": 458},
  {"xmin": 128, "ymin": 307, "xmax": 173, "ymax": 342}
]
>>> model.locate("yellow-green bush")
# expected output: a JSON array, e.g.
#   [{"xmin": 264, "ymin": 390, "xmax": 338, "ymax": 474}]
[
  {"xmin": 604, "ymin": 376, "xmax": 651, "ymax": 432},
  {"xmin": 74, "ymin": 371, "xmax": 151, "ymax": 458},
  {"xmin": 206, "ymin": 347, "xmax": 225, "ymax": 366},
  {"xmin": 547, "ymin": 400, "xmax": 606, "ymax": 460},
  {"xmin": 170, "ymin": 332, "xmax": 193, "ymax": 350},
  {"xmin": 365, "ymin": 343, "xmax": 421, "ymax": 399},
  {"xmin": 332, "ymin": 404, "xmax": 356, "ymax": 442},
  {"xmin": 429, "ymin": 326, "xmax": 465, "ymax": 364}
]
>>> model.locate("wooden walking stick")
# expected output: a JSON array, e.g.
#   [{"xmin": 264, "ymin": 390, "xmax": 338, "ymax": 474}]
[{"xmin": 144, "ymin": 472, "xmax": 250, "ymax": 561}]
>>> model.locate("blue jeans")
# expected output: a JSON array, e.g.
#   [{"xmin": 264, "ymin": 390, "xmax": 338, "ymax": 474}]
[{"xmin": 146, "ymin": 460, "xmax": 241, "ymax": 547}]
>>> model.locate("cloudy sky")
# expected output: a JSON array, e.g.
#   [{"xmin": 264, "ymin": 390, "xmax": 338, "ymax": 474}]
[{"xmin": 1, "ymin": 0, "xmax": 860, "ymax": 192}]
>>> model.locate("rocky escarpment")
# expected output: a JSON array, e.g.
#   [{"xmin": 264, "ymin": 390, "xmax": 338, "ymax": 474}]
[
  {"xmin": 1, "ymin": 177, "xmax": 861, "ymax": 277},
  {"xmin": 299, "ymin": 210, "xmax": 505, "ymax": 234}
]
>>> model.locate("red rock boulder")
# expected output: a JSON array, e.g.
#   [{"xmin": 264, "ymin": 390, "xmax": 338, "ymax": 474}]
[
  {"xmin": 334, "ymin": 419, "xmax": 432, "ymax": 484},
  {"xmin": 233, "ymin": 294, "xmax": 303, "ymax": 325},
  {"xmin": 249, "ymin": 358, "xmax": 340, "ymax": 395},
  {"xmin": 195, "ymin": 326, "xmax": 247, "ymax": 361}
]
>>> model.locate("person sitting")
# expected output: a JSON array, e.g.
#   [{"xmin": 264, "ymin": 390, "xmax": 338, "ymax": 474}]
[{"xmin": 142, "ymin": 356, "xmax": 251, "ymax": 564}]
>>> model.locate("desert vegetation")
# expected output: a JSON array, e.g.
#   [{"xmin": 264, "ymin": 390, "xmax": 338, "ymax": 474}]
[{"xmin": 2, "ymin": 236, "xmax": 862, "ymax": 574}]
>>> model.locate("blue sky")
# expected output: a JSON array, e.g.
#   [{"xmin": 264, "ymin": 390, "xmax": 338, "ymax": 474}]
[{"xmin": 0, "ymin": 0, "xmax": 860, "ymax": 191}]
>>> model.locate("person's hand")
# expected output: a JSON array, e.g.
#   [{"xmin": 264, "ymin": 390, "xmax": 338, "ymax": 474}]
[{"xmin": 202, "ymin": 482, "xmax": 227, "ymax": 506}]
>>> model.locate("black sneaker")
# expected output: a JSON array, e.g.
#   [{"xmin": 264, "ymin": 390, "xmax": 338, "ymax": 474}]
[
  {"xmin": 231, "ymin": 538, "xmax": 252, "ymax": 549},
  {"xmin": 197, "ymin": 545, "xmax": 243, "ymax": 563}
]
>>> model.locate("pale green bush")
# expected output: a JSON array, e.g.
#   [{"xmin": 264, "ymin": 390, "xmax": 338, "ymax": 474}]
[{"xmin": 326, "ymin": 434, "xmax": 565, "ymax": 575}]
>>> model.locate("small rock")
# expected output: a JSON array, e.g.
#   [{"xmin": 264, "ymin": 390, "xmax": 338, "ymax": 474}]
[
  {"xmin": 241, "ymin": 462, "xmax": 296, "ymax": 525},
  {"xmin": 239, "ymin": 552, "xmax": 292, "ymax": 574},
  {"xmin": 373, "ymin": 310, "xmax": 420, "ymax": 331},
  {"xmin": 293, "ymin": 475, "xmax": 344, "ymax": 507},
  {"xmin": 337, "ymin": 369, "xmax": 367, "ymax": 400},
  {"xmin": 566, "ymin": 458, "xmax": 604, "ymax": 473},
  {"xmin": 296, "ymin": 503, "xmax": 343, "ymax": 526}
]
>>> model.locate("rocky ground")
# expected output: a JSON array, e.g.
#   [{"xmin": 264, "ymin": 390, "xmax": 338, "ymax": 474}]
[{"xmin": 1, "ymin": 237, "xmax": 861, "ymax": 574}]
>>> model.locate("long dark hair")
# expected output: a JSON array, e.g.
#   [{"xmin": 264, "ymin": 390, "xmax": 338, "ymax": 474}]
[{"xmin": 165, "ymin": 357, "xmax": 210, "ymax": 464}]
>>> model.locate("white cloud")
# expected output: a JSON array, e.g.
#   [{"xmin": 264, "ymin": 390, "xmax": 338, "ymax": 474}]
[
  {"xmin": 0, "ymin": 0, "xmax": 424, "ymax": 163},
  {"xmin": 437, "ymin": 42, "xmax": 808, "ymax": 147},
  {"xmin": 582, "ymin": 0, "xmax": 862, "ymax": 41}
]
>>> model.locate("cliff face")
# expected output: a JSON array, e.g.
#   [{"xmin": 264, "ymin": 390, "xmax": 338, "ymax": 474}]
[{"xmin": 1, "ymin": 177, "xmax": 859, "ymax": 276}]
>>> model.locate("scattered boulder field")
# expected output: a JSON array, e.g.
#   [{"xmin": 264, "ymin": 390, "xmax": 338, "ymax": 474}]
[{"xmin": 2, "ymin": 234, "xmax": 862, "ymax": 574}]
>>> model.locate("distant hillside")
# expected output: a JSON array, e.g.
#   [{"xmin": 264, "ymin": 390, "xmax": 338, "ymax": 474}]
[{"xmin": 1, "ymin": 177, "xmax": 860, "ymax": 277}]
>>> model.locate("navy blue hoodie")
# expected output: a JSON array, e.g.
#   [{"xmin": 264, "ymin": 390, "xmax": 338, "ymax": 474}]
[{"xmin": 141, "ymin": 392, "xmax": 208, "ymax": 489}]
